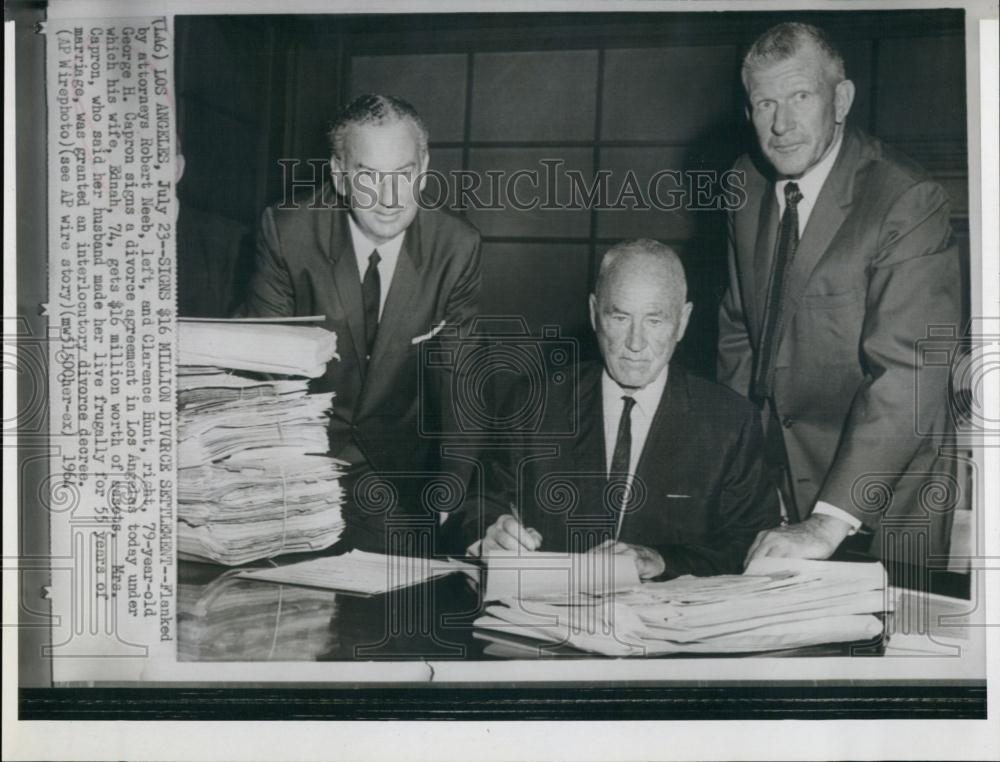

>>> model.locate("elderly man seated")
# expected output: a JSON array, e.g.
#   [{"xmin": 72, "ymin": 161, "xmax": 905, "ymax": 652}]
[{"xmin": 464, "ymin": 239, "xmax": 779, "ymax": 580}]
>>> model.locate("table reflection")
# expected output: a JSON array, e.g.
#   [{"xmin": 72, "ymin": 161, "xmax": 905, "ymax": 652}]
[
  {"xmin": 178, "ymin": 557, "xmax": 896, "ymax": 662},
  {"xmin": 178, "ymin": 561, "xmax": 485, "ymax": 661}
]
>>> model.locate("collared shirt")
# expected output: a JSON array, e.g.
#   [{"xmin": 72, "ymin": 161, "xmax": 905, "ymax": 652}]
[
  {"xmin": 347, "ymin": 214, "xmax": 405, "ymax": 320},
  {"xmin": 601, "ymin": 365, "xmax": 668, "ymax": 481},
  {"xmin": 772, "ymin": 130, "xmax": 860, "ymax": 534},
  {"xmin": 774, "ymin": 130, "xmax": 844, "ymax": 237}
]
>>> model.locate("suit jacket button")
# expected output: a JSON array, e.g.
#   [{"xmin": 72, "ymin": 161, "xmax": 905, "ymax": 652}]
[{"xmin": 782, "ymin": 416, "xmax": 795, "ymax": 428}]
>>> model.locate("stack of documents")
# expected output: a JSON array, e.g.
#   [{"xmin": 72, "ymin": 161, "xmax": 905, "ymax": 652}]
[
  {"xmin": 475, "ymin": 556, "xmax": 889, "ymax": 656},
  {"xmin": 179, "ymin": 318, "xmax": 338, "ymax": 377},
  {"xmin": 177, "ymin": 369, "xmax": 335, "ymax": 467},
  {"xmin": 177, "ymin": 320, "xmax": 345, "ymax": 565}
]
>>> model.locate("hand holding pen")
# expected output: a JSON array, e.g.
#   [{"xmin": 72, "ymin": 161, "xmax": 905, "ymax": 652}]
[{"xmin": 480, "ymin": 503, "xmax": 543, "ymax": 554}]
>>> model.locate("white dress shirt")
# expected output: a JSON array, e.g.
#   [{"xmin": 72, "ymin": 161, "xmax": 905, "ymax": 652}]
[
  {"xmin": 772, "ymin": 131, "xmax": 860, "ymax": 533},
  {"xmin": 347, "ymin": 215, "xmax": 405, "ymax": 320}
]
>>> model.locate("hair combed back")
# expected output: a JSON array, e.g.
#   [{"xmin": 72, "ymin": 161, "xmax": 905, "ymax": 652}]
[
  {"xmin": 742, "ymin": 22, "xmax": 846, "ymax": 86},
  {"xmin": 327, "ymin": 94, "xmax": 429, "ymax": 161},
  {"xmin": 596, "ymin": 239, "xmax": 687, "ymax": 304}
]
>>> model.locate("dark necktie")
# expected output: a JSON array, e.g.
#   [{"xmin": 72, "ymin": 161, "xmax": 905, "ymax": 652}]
[
  {"xmin": 609, "ymin": 395, "xmax": 636, "ymax": 536},
  {"xmin": 752, "ymin": 182, "xmax": 803, "ymax": 400},
  {"xmin": 361, "ymin": 249, "xmax": 381, "ymax": 360},
  {"xmin": 609, "ymin": 395, "xmax": 636, "ymax": 478}
]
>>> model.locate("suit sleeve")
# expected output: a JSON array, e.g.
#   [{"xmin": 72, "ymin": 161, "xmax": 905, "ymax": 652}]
[
  {"xmin": 234, "ymin": 206, "xmax": 294, "ymax": 318},
  {"xmin": 717, "ymin": 213, "xmax": 755, "ymax": 398},
  {"xmin": 458, "ymin": 377, "xmax": 521, "ymax": 550},
  {"xmin": 459, "ymin": 443, "xmax": 517, "ymax": 550},
  {"xmin": 816, "ymin": 181, "xmax": 960, "ymax": 528},
  {"xmin": 432, "ymin": 234, "xmax": 481, "ymax": 428},
  {"xmin": 446, "ymin": 236, "xmax": 482, "ymax": 336},
  {"xmin": 432, "ymin": 235, "xmax": 484, "ymax": 540},
  {"xmin": 650, "ymin": 406, "xmax": 780, "ymax": 578}
]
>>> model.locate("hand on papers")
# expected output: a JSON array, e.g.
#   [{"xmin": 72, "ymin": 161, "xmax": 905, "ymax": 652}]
[
  {"xmin": 744, "ymin": 513, "xmax": 853, "ymax": 567},
  {"xmin": 482, "ymin": 514, "xmax": 543, "ymax": 554},
  {"xmin": 599, "ymin": 540, "xmax": 665, "ymax": 580}
]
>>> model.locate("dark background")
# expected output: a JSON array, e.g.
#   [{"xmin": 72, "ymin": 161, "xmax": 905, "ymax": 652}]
[{"xmin": 175, "ymin": 10, "xmax": 969, "ymax": 378}]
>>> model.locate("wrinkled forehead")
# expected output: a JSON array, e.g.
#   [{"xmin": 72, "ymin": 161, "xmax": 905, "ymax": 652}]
[
  {"xmin": 599, "ymin": 263, "xmax": 686, "ymax": 312},
  {"xmin": 746, "ymin": 45, "xmax": 834, "ymax": 94},
  {"xmin": 342, "ymin": 119, "xmax": 424, "ymax": 164}
]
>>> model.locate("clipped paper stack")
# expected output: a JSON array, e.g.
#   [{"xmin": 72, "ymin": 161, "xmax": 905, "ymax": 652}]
[
  {"xmin": 475, "ymin": 558, "xmax": 889, "ymax": 656},
  {"xmin": 177, "ymin": 320, "xmax": 346, "ymax": 565}
]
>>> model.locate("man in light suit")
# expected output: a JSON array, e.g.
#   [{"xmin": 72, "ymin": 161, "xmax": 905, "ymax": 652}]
[
  {"xmin": 718, "ymin": 23, "xmax": 961, "ymax": 565},
  {"xmin": 242, "ymin": 94, "xmax": 482, "ymax": 553},
  {"xmin": 469, "ymin": 240, "xmax": 778, "ymax": 580}
]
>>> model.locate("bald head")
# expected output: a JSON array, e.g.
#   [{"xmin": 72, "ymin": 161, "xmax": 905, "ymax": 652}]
[
  {"xmin": 590, "ymin": 240, "xmax": 692, "ymax": 389},
  {"xmin": 595, "ymin": 239, "xmax": 688, "ymax": 307}
]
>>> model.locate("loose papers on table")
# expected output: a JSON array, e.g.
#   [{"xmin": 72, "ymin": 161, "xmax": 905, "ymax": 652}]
[
  {"xmin": 177, "ymin": 319, "xmax": 345, "ymax": 565},
  {"xmin": 475, "ymin": 557, "xmax": 889, "ymax": 656},
  {"xmin": 236, "ymin": 550, "xmax": 479, "ymax": 596}
]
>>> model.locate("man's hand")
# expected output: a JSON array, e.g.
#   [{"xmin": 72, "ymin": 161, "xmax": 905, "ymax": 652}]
[
  {"xmin": 603, "ymin": 541, "xmax": 666, "ymax": 580},
  {"xmin": 744, "ymin": 514, "xmax": 853, "ymax": 567},
  {"xmin": 481, "ymin": 514, "xmax": 542, "ymax": 554}
]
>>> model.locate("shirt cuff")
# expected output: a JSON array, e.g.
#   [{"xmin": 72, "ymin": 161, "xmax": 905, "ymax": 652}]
[{"xmin": 812, "ymin": 501, "xmax": 862, "ymax": 534}]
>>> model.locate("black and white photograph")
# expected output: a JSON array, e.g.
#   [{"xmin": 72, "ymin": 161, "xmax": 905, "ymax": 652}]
[{"xmin": 5, "ymin": 1, "xmax": 999, "ymax": 760}]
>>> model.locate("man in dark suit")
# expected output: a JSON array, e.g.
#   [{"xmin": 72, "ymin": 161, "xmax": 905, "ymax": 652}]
[
  {"xmin": 718, "ymin": 23, "xmax": 961, "ymax": 565},
  {"xmin": 467, "ymin": 240, "xmax": 778, "ymax": 580},
  {"xmin": 241, "ymin": 94, "xmax": 482, "ymax": 553}
]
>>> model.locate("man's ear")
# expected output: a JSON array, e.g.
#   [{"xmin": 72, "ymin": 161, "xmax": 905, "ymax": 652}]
[
  {"xmin": 174, "ymin": 152, "xmax": 186, "ymax": 186},
  {"xmin": 417, "ymin": 149, "xmax": 430, "ymax": 193},
  {"xmin": 330, "ymin": 157, "xmax": 347, "ymax": 197},
  {"xmin": 588, "ymin": 293, "xmax": 598, "ymax": 333},
  {"xmin": 834, "ymin": 79, "xmax": 855, "ymax": 124},
  {"xmin": 677, "ymin": 301, "xmax": 694, "ymax": 342}
]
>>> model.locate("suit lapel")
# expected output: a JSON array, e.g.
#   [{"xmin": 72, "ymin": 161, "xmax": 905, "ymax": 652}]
[
  {"xmin": 572, "ymin": 364, "xmax": 605, "ymax": 469},
  {"xmin": 325, "ymin": 206, "xmax": 367, "ymax": 382},
  {"xmin": 367, "ymin": 214, "xmax": 424, "ymax": 375},
  {"xmin": 775, "ymin": 131, "xmax": 859, "ymax": 337},
  {"xmin": 752, "ymin": 185, "xmax": 779, "ymax": 334},
  {"xmin": 571, "ymin": 365, "xmax": 609, "ymax": 520},
  {"xmin": 633, "ymin": 366, "xmax": 686, "ymax": 498}
]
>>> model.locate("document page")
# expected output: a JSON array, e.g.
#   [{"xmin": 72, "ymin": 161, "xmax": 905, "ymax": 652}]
[
  {"xmin": 237, "ymin": 551, "xmax": 478, "ymax": 595},
  {"xmin": 483, "ymin": 549, "xmax": 641, "ymax": 602}
]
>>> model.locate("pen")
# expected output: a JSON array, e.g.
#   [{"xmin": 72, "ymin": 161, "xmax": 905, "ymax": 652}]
[{"xmin": 508, "ymin": 501, "xmax": 540, "ymax": 551}]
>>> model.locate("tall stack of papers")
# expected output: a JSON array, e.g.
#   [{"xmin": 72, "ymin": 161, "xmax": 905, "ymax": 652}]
[
  {"xmin": 178, "ymin": 319, "xmax": 346, "ymax": 565},
  {"xmin": 475, "ymin": 557, "xmax": 889, "ymax": 656}
]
